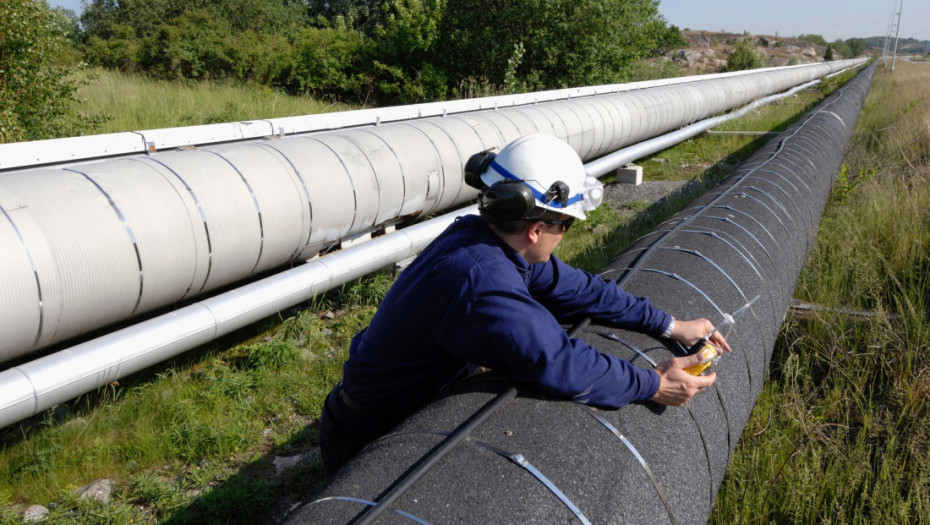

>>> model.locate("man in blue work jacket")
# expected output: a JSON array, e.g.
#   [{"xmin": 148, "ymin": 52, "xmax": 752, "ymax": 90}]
[{"xmin": 319, "ymin": 134, "xmax": 730, "ymax": 476}]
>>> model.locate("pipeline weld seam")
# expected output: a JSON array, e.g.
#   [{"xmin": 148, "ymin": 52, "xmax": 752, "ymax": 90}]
[
  {"xmin": 552, "ymin": 100, "xmax": 588, "ymax": 156},
  {"xmin": 581, "ymin": 406, "xmax": 677, "ymax": 525},
  {"xmin": 468, "ymin": 438, "xmax": 592, "ymax": 525},
  {"xmin": 340, "ymin": 132, "xmax": 386, "ymax": 222},
  {"xmin": 0, "ymin": 203, "xmax": 44, "ymax": 347},
  {"xmin": 64, "ymin": 168, "xmax": 144, "ymax": 316},
  {"xmin": 414, "ymin": 119, "xmax": 468, "ymax": 204},
  {"xmin": 393, "ymin": 123, "xmax": 446, "ymax": 214},
  {"xmin": 579, "ymin": 97, "xmax": 616, "ymax": 155},
  {"xmin": 255, "ymin": 142, "xmax": 314, "ymax": 258},
  {"xmin": 204, "ymin": 151, "xmax": 265, "ymax": 273},
  {"xmin": 306, "ymin": 496, "xmax": 431, "ymax": 525},
  {"xmin": 134, "ymin": 157, "xmax": 213, "ymax": 296},
  {"xmin": 304, "ymin": 136, "xmax": 359, "ymax": 234}
]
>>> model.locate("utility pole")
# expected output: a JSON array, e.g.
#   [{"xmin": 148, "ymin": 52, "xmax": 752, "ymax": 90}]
[{"xmin": 888, "ymin": 0, "xmax": 904, "ymax": 72}]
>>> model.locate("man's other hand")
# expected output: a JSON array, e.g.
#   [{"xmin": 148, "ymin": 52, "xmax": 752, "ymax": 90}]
[
  {"xmin": 650, "ymin": 354, "xmax": 717, "ymax": 406},
  {"xmin": 670, "ymin": 318, "xmax": 731, "ymax": 353}
]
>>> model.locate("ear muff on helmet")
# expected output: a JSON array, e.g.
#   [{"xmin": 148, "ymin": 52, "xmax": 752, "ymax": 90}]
[
  {"xmin": 466, "ymin": 143, "xmax": 576, "ymax": 220},
  {"xmin": 464, "ymin": 149, "xmax": 497, "ymax": 190},
  {"xmin": 479, "ymin": 180, "xmax": 536, "ymax": 220}
]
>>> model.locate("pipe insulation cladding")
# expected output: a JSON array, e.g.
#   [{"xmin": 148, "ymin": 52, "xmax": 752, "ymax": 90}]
[
  {"xmin": 0, "ymin": 59, "xmax": 865, "ymax": 365},
  {"xmin": 286, "ymin": 62, "xmax": 876, "ymax": 525}
]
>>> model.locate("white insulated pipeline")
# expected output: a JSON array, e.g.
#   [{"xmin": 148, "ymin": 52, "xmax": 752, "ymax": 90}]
[
  {"xmin": 0, "ymin": 205, "xmax": 477, "ymax": 429},
  {"xmin": 0, "ymin": 62, "xmax": 857, "ymax": 172},
  {"xmin": 0, "ymin": 59, "xmax": 866, "ymax": 428}
]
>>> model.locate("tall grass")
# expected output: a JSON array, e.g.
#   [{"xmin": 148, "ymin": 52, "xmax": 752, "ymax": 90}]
[
  {"xmin": 68, "ymin": 68, "xmax": 356, "ymax": 135},
  {"xmin": 710, "ymin": 61, "xmax": 930, "ymax": 523}
]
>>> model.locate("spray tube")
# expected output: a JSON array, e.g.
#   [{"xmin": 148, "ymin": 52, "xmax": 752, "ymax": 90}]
[
  {"xmin": 684, "ymin": 314, "xmax": 734, "ymax": 376},
  {"xmin": 684, "ymin": 295, "xmax": 760, "ymax": 376}
]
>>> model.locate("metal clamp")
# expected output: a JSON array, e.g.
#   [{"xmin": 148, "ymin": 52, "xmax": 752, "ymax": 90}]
[
  {"xmin": 471, "ymin": 440, "xmax": 592, "ymax": 525},
  {"xmin": 307, "ymin": 496, "xmax": 432, "ymax": 524}
]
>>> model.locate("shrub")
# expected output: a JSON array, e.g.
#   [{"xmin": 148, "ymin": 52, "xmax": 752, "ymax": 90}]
[
  {"xmin": 725, "ymin": 40, "xmax": 768, "ymax": 71},
  {"xmin": 290, "ymin": 26, "xmax": 373, "ymax": 101},
  {"xmin": 139, "ymin": 10, "xmax": 235, "ymax": 80},
  {"xmin": 0, "ymin": 0, "xmax": 90, "ymax": 142},
  {"xmin": 229, "ymin": 30, "xmax": 295, "ymax": 87},
  {"xmin": 84, "ymin": 23, "xmax": 141, "ymax": 71}
]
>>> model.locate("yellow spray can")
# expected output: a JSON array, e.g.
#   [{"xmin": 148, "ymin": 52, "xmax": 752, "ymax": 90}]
[{"xmin": 684, "ymin": 295, "xmax": 760, "ymax": 376}]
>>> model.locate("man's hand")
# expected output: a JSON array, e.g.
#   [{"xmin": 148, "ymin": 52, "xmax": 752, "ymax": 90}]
[
  {"xmin": 670, "ymin": 318, "xmax": 731, "ymax": 353},
  {"xmin": 650, "ymin": 354, "xmax": 717, "ymax": 406}
]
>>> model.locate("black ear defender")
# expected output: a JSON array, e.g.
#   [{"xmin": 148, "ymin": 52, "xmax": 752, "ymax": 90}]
[
  {"xmin": 480, "ymin": 180, "xmax": 536, "ymax": 220},
  {"xmin": 466, "ymin": 148, "xmax": 572, "ymax": 220},
  {"xmin": 464, "ymin": 149, "xmax": 497, "ymax": 190}
]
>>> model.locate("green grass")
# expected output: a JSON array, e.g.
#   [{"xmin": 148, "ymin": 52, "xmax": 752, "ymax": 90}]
[
  {"xmin": 4, "ymin": 63, "xmax": 926, "ymax": 523},
  {"xmin": 710, "ymin": 61, "xmax": 930, "ymax": 524},
  {"xmin": 67, "ymin": 68, "xmax": 358, "ymax": 135}
]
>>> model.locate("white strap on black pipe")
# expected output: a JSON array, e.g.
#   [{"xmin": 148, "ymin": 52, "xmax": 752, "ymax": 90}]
[
  {"xmin": 582, "ymin": 405, "xmax": 678, "ymax": 525},
  {"xmin": 470, "ymin": 439, "xmax": 593, "ymax": 525},
  {"xmin": 307, "ymin": 496, "xmax": 432, "ymax": 524}
]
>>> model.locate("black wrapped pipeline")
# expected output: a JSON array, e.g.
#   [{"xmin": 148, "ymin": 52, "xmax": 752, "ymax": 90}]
[{"xmin": 286, "ymin": 63, "xmax": 875, "ymax": 525}]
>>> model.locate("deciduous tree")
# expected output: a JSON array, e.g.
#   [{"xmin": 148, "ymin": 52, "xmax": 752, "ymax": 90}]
[{"xmin": 0, "ymin": 0, "xmax": 89, "ymax": 142}]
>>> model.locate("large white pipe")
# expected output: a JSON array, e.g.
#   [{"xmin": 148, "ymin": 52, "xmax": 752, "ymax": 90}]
[
  {"xmin": 0, "ymin": 62, "xmax": 851, "ymax": 172},
  {"xmin": 0, "ymin": 205, "xmax": 477, "ymax": 429},
  {"xmin": 0, "ymin": 60, "xmax": 865, "ymax": 361}
]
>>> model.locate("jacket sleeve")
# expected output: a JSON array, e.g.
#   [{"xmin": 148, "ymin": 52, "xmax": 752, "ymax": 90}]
[
  {"xmin": 437, "ymin": 258, "xmax": 659, "ymax": 407},
  {"xmin": 527, "ymin": 254, "xmax": 671, "ymax": 336}
]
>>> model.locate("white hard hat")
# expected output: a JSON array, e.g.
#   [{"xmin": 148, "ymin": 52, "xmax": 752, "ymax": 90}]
[{"xmin": 476, "ymin": 134, "xmax": 603, "ymax": 220}]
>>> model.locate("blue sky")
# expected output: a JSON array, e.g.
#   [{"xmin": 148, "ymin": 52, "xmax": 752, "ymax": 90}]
[
  {"xmin": 49, "ymin": 0, "xmax": 928, "ymax": 42},
  {"xmin": 659, "ymin": 0, "xmax": 927, "ymax": 42}
]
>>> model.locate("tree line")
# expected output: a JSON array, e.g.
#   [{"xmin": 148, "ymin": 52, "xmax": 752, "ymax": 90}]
[
  {"xmin": 1, "ymin": 0, "xmax": 685, "ymax": 142},
  {"xmin": 77, "ymin": 0, "xmax": 685, "ymax": 104}
]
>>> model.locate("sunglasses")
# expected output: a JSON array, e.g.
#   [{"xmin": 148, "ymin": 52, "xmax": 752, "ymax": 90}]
[{"xmin": 542, "ymin": 217, "xmax": 575, "ymax": 232}]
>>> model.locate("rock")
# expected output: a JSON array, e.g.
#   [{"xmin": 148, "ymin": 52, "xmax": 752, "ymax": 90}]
[
  {"xmin": 273, "ymin": 455, "xmax": 304, "ymax": 477},
  {"xmin": 21, "ymin": 504, "xmax": 48, "ymax": 523},
  {"xmin": 75, "ymin": 478, "xmax": 113, "ymax": 504}
]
